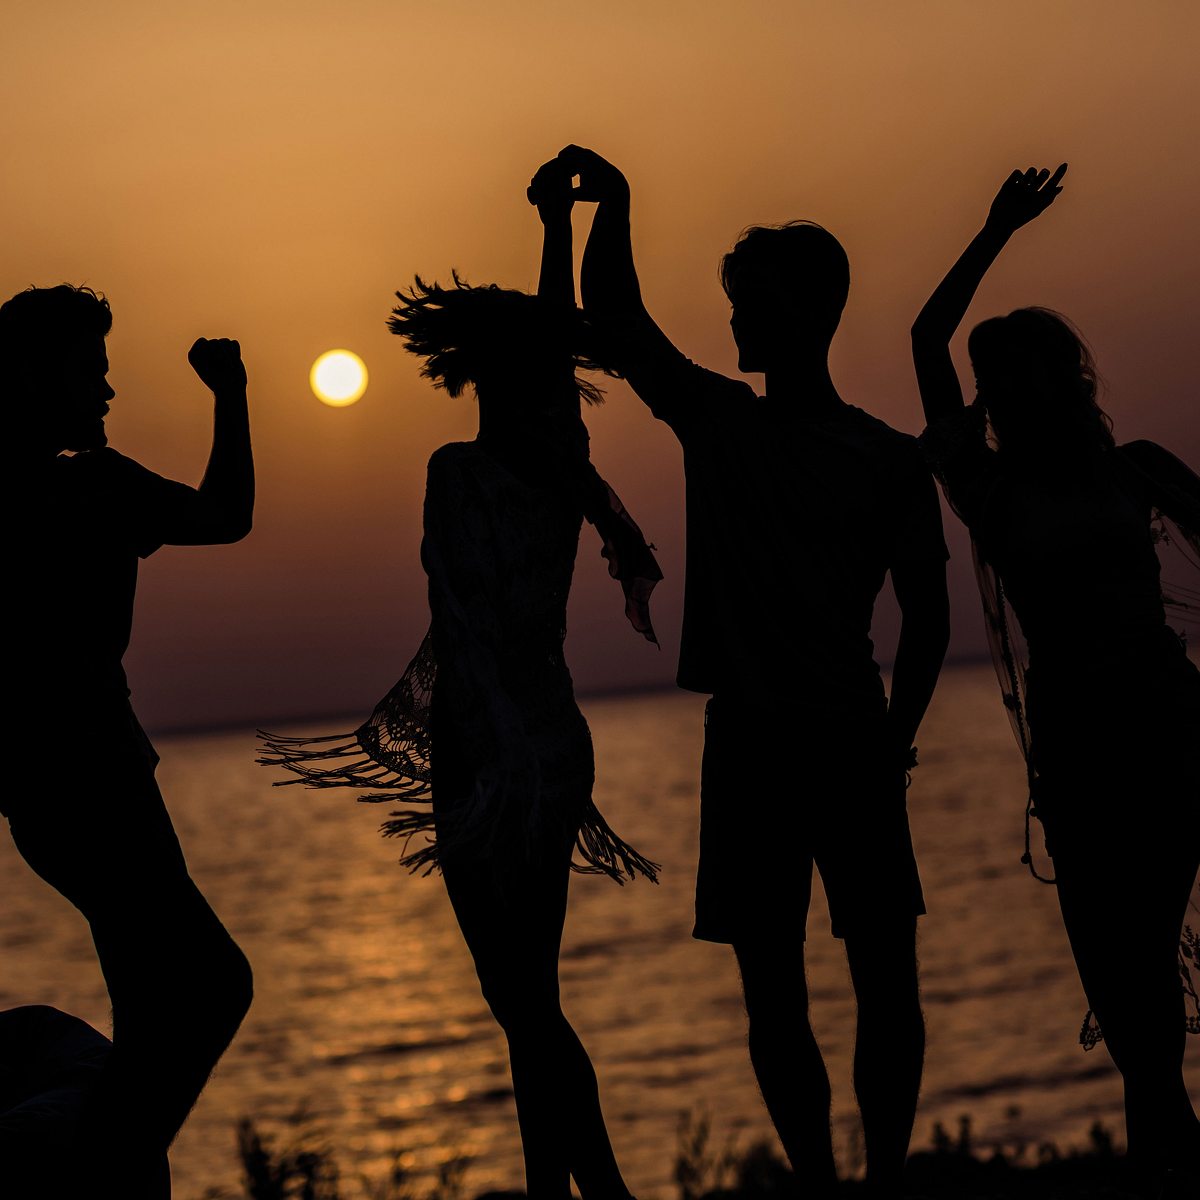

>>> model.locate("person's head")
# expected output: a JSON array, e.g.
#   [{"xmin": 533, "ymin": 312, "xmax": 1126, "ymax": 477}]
[
  {"xmin": 388, "ymin": 274, "xmax": 610, "ymax": 443},
  {"xmin": 1, "ymin": 284, "xmax": 114, "ymax": 453},
  {"xmin": 719, "ymin": 222, "xmax": 850, "ymax": 372},
  {"xmin": 967, "ymin": 307, "xmax": 1113, "ymax": 456}
]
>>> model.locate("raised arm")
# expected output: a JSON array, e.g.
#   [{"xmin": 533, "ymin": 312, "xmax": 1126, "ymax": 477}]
[
  {"xmin": 911, "ymin": 165, "xmax": 1067, "ymax": 425},
  {"xmin": 541, "ymin": 145, "xmax": 717, "ymax": 422},
  {"xmin": 160, "ymin": 338, "xmax": 253, "ymax": 544},
  {"xmin": 559, "ymin": 145, "xmax": 643, "ymax": 321},
  {"xmin": 527, "ymin": 158, "xmax": 577, "ymax": 308}
]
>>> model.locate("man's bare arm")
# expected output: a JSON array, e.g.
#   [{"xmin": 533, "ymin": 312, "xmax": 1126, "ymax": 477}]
[
  {"xmin": 556, "ymin": 146, "xmax": 694, "ymax": 400},
  {"xmin": 887, "ymin": 557, "xmax": 951, "ymax": 762},
  {"xmin": 165, "ymin": 338, "xmax": 253, "ymax": 545}
]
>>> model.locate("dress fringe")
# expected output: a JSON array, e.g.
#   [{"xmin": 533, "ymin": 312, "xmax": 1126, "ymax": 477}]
[
  {"xmin": 573, "ymin": 801, "xmax": 660, "ymax": 885},
  {"xmin": 257, "ymin": 632, "xmax": 657, "ymax": 884},
  {"xmin": 255, "ymin": 731, "xmax": 431, "ymax": 799}
]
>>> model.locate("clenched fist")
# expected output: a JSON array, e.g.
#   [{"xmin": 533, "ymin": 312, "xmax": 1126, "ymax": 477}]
[
  {"xmin": 188, "ymin": 337, "xmax": 247, "ymax": 394},
  {"xmin": 556, "ymin": 145, "xmax": 629, "ymax": 205}
]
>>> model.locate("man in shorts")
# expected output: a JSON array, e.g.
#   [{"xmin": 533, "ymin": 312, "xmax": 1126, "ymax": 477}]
[
  {"xmin": 5, "ymin": 284, "xmax": 255, "ymax": 1197},
  {"xmin": 554, "ymin": 147, "xmax": 951, "ymax": 1197}
]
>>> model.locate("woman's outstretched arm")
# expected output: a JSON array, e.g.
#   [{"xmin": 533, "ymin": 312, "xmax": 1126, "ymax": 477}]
[
  {"xmin": 528, "ymin": 158, "xmax": 577, "ymax": 308},
  {"xmin": 911, "ymin": 164, "xmax": 1067, "ymax": 425}
]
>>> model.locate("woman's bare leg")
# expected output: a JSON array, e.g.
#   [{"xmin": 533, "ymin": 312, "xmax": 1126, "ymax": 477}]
[
  {"xmin": 1054, "ymin": 834, "xmax": 1199, "ymax": 1171},
  {"xmin": 441, "ymin": 837, "xmax": 631, "ymax": 1200}
]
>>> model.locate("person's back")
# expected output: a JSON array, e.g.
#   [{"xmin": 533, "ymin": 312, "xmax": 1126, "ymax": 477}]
[
  {"xmin": 423, "ymin": 438, "xmax": 583, "ymax": 718},
  {"xmin": 561, "ymin": 145, "xmax": 950, "ymax": 1197}
]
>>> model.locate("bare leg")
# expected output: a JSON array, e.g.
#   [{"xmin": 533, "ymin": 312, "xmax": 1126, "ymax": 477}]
[
  {"xmin": 733, "ymin": 939, "xmax": 839, "ymax": 1196},
  {"xmin": 844, "ymin": 921, "xmax": 924, "ymax": 1196},
  {"xmin": 441, "ymin": 839, "xmax": 631, "ymax": 1200},
  {"xmin": 1054, "ymin": 838, "xmax": 1199, "ymax": 1172}
]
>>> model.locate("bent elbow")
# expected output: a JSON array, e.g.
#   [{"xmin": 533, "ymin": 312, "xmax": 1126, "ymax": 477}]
[
  {"xmin": 227, "ymin": 508, "xmax": 254, "ymax": 542},
  {"xmin": 210, "ymin": 512, "xmax": 254, "ymax": 544},
  {"xmin": 910, "ymin": 318, "xmax": 937, "ymax": 347}
]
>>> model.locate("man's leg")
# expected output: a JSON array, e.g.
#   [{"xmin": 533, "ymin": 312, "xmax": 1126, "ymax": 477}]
[
  {"xmin": 733, "ymin": 938, "xmax": 839, "ymax": 1196},
  {"xmin": 9, "ymin": 772, "xmax": 252, "ymax": 1190},
  {"xmin": 843, "ymin": 922, "xmax": 924, "ymax": 1196}
]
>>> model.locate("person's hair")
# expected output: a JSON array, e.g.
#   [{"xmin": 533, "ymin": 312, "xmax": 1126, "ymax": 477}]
[
  {"xmin": 719, "ymin": 221, "xmax": 850, "ymax": 335},
  {"xmin": 0, "ymin": 284, "xmax": 112, "ymax": 358},
  {"xmin": 388, "ymin": 273, "xmax": 611, "ymax": 405},
  {"xmin": 967, "ymin": 307, "xmax": 1114, "ymax": 451}
]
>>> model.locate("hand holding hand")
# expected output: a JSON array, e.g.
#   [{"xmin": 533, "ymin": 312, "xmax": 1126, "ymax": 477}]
[
  {"xmin": 188, "ymin": 337, "xmax": 247, "ymax": 394},
  {"xmin": 985, "ymin": 163, "xmax": 1067, "ymax": 234},
  {"xmin": 527, "ymin": 157, "xmax": 576, "ymax": 223},
  {"xmin": 556, "ymin": 145, "xmax": 629, "ymax": 204}
]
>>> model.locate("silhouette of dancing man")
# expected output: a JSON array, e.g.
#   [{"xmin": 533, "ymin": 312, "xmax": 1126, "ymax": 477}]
[
  {"xmin": 556, "ymin": 146, "xmax": 950, "ymax": 1197},
  {"xmin": 913, "ymin": 165, "xmax": 1200, "ymax": 1198},
  {"xmin": 3, "ymin": 285, "xmax": 254, "ymax": 1197}
]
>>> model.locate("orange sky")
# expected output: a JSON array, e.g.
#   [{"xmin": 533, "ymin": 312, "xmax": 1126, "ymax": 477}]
[{"xmin": 4, "ymin": 1, "xmax": 1197, "ymax": 728}]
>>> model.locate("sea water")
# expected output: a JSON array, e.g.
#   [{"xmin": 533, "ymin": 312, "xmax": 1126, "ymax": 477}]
[{"xmin": 2, "ymin": 664, "xmax": 1196, "ymax": 1198}]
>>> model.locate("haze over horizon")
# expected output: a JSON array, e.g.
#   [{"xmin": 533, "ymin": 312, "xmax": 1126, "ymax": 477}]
[{"xmin": 4, "ymin": 1, "xmax": 1197, "ymax": 729}]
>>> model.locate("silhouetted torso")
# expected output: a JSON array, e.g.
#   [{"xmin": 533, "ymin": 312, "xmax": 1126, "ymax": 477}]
[
  {"xmin": 423, "ymin": 440, "xmax": 593, "ymax": 827},
  {"xmin": 926, "ymin": 409, "xmax": 1200, "ymax": 795},
  {"xmin": 636, "ymin": 357, "xmax": 946, "ymax": 708},
  {"xmin": 21, "ymin": 448, "xmax": 193, "ymax": 708}
]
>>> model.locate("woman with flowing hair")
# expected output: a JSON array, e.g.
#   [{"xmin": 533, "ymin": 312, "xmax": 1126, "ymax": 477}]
[
  {"xmin": 911, "ymin": 164, "xmax": 1199, "ymax": 1196},
  {"xmin": 261, "ymin": 158, "xmax": 660, "ymax": 1199}
]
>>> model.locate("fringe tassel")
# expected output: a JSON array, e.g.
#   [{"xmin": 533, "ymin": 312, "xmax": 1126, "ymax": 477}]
[
  {"xmin": 1182, "ymin": 922, "xmax": 1200, "ymax": 1036},
  {"xmin": 256, "ymin": 730, "xmax": 432, "ymax": 800},
  {"xmin": 375, "ymin": 794, "xmax": 660, "ymax": 885},
  {"xmin": 573, "ymin": 801, "xmax": 660, "ymax": 885},
  {"xmin": 379, "ymin": 809, "xmax": 441, "ymax": 877},
  {"xmin": 1079, "ymin": 1010, "xmax": 1103, "ymax": 1051},
  {"xmin": 256, "ymin": 634, "xmax": 656, "ymax": 886}
]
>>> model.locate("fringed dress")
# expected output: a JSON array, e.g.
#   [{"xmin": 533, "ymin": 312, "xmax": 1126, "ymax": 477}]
[
  {"xmin": 261, "ymin": 439, "xmax": 658, "ymax": 884},
  {"xmin": 922, "ymin": 405, "xmax": 1200, "ymax": 1041}
]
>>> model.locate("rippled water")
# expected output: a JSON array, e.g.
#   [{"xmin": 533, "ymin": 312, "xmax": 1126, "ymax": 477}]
[{"xmin": 2, "ymin": 664, "xmax": 1196, "ymax": 1198}]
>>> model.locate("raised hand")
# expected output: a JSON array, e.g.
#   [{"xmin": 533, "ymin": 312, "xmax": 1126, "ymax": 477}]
[
  {"xmin": 527, "ymin": 157, "xmax": 576, "ymax": 224},
  {"xmin": 985, "ymin": 164, "xmax": 1068, "ymax": 234},
  {"xmin": 556, "ymin": 145, "xmax": 630, "ymax": 205},
  {"xmin": 188, "ymin": 337, "xmax": 246, "ymax": 394}
]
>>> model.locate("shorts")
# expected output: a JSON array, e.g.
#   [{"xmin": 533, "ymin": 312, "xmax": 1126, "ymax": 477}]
[{"xmin": 693, "ymin": 696, "xmax": 926, "ymax": 943}]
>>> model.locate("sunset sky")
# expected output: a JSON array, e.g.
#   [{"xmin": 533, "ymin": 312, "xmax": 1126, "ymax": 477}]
[{"xmin": 4, "ymin": 1, "xmax": 1197, "ymax": 729}]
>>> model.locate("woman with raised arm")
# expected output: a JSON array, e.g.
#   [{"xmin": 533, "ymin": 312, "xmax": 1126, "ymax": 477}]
[
  {"xmin": 263, "ymin": 159, "xmax": 659, "ymax": 1200},
  {"xmin": 911, "ymin": 165, "xmax": 1200, "ymax": 1194}
]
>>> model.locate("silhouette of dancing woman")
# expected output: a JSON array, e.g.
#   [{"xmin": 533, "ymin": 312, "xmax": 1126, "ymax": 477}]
[
  {"xmin": 912, "ymin": 165, "xmax": 1200, "ymax": 1193},
  {"xmin": 262, "ymin": 158, "xmax": 659, "ymax": 1200},
  {"xmin": 3, "ymin": 285, "xmax": 254, "ymax": 1198},
  {"xmin": 562, "ymin": 145, "xmax": 950, "ymax": 1198}
]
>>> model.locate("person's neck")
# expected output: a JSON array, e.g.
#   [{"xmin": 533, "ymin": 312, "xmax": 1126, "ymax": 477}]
[{"xmin": 763, "ymin": 357, "xmax": 843, "ymax": 417}]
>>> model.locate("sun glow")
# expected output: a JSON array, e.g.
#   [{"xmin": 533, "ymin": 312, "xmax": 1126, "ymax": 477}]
[{"xmin": 310, "ymin": 350, "xmax": 368, "ymax": 407}]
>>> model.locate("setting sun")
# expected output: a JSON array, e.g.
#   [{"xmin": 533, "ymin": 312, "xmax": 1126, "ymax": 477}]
[{"xmin": 310, "ymin": 349, "xmax": 368, "ymax": 406}]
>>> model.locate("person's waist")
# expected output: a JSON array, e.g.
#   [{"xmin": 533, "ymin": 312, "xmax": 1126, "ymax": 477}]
[{"xmin": 678, "ymin": 649, "xmax": 885, "ymax": 702}]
